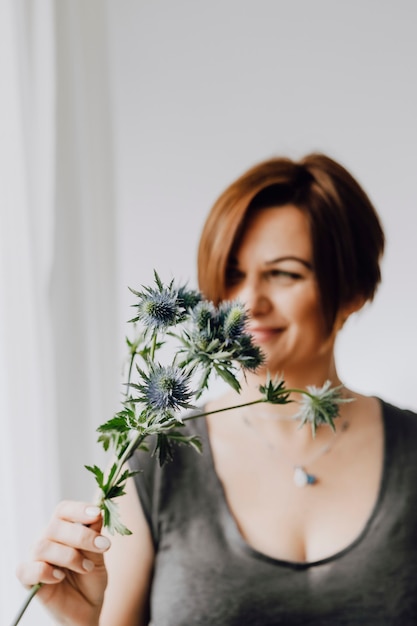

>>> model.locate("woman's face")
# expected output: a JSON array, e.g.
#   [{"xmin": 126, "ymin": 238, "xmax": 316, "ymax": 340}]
[{"xmin": 225, "ymin": 204, "xmax": 341, "ymax": 378}]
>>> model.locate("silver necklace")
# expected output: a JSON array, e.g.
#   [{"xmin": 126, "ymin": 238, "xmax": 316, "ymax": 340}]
[{"xmin": 242, "ymin": 414, "xmax": 350, "ymax": 487}]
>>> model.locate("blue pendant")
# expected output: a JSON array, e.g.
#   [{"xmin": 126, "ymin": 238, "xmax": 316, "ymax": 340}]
[{"xmin": 293, "ymin": 466, "xmax": 317, "ymax": 487}]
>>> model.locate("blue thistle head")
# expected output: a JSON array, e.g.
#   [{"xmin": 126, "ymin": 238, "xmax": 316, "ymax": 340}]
[
  {"xmin": 191, "ymin": 301, "xmax": 217, "ymax": 332},
  {"xmin": 176, "ymin": 286, "xmax": 202, "ymax": 313},
  {"xmin": 220, "ymin": 301, "xmax": 248, "ymax": 341},
  {"xmin": 140, "ymin": 364, "xmax": 195, "ymax": 412},
  {"xmin": 130, "ymin": 273, "xmax": 203, "ymax": 331},
  {"xmin": 137, "ymin": 291, "xmax": 178, "ymax": 330},
  {"xmin": 129, "ymin": 272, "xmax": 182, "ymax": 330},
  {"xmin": 233, "ymin": 333, "xmax": 264, "ymax": 371}
]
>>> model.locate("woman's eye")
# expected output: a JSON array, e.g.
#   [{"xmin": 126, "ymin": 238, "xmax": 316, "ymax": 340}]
[{"xmin": 268, "ymin": 269, "xmax": 302, "ymax": 282}]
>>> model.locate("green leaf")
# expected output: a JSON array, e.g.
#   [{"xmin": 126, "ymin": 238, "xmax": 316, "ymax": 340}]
[
  {"xmin": 154, "ymin": 433, "xmax": 175, "ymax": 466},
  {"xmin": 153, "ymin": 269, "xmax": 164, "ymax": 291},
  {"xmin": 97, "ymin": 433, "xmax": 111, "ymax": 452},
  {"xmin": 103, "ymin": 462, "xmax": 118, "ymax": 489},
  {"xmin": 85, "ymin": 465, "xmax": 104, "ymax": 489},
  {"xmin": 106, "ymin": 485, "xmax": 127, "ymax": 499},
  {"xmin": 97, "ymin": 416, "xmax": 129, "ymax": 433},
  {"xmin": 214, "ymin": 364, "xmax": 241, "ymax": 392},
  {"xmin": 101, "ymin": 498, "xmax": 132, "ymax": 535},
  {"xmin": 128, "ymin": 286, "xmax": 142, "ymax": 297},
  {"xmin": 164, "ymin": 432, "xmax": 202, "ymax": 454}
]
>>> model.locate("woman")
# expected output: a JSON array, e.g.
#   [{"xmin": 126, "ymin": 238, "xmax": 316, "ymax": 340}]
[{"xmin": 17, "ymin": 154, "xmax": 417, "ymax": 625}]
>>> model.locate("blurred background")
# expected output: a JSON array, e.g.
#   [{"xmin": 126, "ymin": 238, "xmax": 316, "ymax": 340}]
[{"xmin": 1, "ymin": 0, "xmax": 416, "ymax": 622}]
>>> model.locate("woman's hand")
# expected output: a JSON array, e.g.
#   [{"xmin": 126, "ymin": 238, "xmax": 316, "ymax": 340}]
[{"xmin": 16, "ymin": 501, "xmax": 111, "ymax": 626}]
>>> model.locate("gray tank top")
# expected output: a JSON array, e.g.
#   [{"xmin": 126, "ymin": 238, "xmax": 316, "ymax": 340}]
[{"xmin": 130, "ymin": 400, "xmax": 417, "ymax": 625}]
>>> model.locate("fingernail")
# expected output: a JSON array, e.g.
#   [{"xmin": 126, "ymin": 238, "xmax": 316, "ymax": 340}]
[
  {"xmin": 85, "ymin": 506, "xmax": 101, "ymax": 517},
  {"xmin": 53, "ymin": 569, "xmax": 65, "ymax": 580},
  {"xmin": 94, "ymin": 535, "xmax": 111, "ymax": 550},
  {"xmin": 82, "ymin": 559, "xmax": 95, "ymax": 572}
]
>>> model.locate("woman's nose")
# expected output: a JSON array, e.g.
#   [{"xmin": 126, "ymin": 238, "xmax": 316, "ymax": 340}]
[{"xmin": 238, "ymin": 282, "xmax": 272, "ymax": 317}]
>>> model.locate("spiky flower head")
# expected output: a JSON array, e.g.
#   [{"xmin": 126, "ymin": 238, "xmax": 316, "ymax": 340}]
[
  {"xmin": 138, "ymin": 364, "xmax": 195, "ymax": 412},
  {"xmin": 220, "ymin": 301, "xmax": 248, "ymax": 341},
  {"xmin": 138, "ymin": 291, "xmax": 178, "ymax": 329},
  {"xmin": 176, "ymin": 286, "xmax": 202, "ymax": 313},
  {"xmin": 129, "ymin": 271, "xmax": 181, "ymax": 331},
  {"xmin": 129, "ymin": 272, "xmax": 203, "ymax": 332},
  {"xmin": 191, "ymin": 300, "xmax": 217, "ymax": 333},
  {"xmin": 259, "ymin": 373, "xmax": 291, "ymax": 404},
  {"xmin": 233, "ymin": 333, "xmax": 264, "ymax": 371},
  {"xmin": 294, "ymin": 381, "xmax": 352, "ymax": 436}
]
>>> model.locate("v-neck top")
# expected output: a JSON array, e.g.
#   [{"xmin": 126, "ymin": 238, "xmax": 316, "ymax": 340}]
[{"xmin": 130, "ymin": 400, "xmax": 417, "ymax": 625}]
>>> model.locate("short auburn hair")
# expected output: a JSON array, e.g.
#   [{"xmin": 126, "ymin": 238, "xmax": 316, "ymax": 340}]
[{"xmin": 197, "ymin": 153, "xmax": 385, "ymax": 332}]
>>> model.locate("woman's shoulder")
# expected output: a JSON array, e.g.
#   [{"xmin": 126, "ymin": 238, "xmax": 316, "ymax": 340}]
[
  {"xmin": 380, "ymin": 398, "xmax": 417, "ymax": 419},
  {"xmin": 379, "ymin": 397, "xmax": 417, "ymax": 441},
  {"xmin": 352, "ymin": 391, "xmax": 417, "ymax": 426}
]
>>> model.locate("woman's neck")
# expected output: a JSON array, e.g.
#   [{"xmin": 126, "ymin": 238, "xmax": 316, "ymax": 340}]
[{"xmin": 244, "ymin": 354, "xmax": 339, "ymax": 395}]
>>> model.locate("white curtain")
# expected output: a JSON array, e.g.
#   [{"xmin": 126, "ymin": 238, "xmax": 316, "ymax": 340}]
[{"xmin": 0, "ymin": 1, "xmax": 120, "ymax": 623}]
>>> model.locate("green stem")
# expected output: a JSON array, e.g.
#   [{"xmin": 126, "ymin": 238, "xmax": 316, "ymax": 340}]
[
  {"xmin": 99, "ymin": 430, "xmax": 146, "ymax": 504},
  {"xmin": 150, "ymin": 332, "xmax": 157, "ymax": 361},
  {"xmin": 125, "ymin": 350, "xmax": 136, "ymax": 398},
  {"xmin": 285, "ymin": 387, "xmax": 317, "ymax": 399},
  {"xmin": 10, "ymin": 582, "xmax": 43, "ymax": 626},
  {"xmin": 183, "ymin": 398, "xmax": 267, "ymax": 421},
  {"xmin": 183, "ymin": 386, "xmax": 311, "ymax": 422}
]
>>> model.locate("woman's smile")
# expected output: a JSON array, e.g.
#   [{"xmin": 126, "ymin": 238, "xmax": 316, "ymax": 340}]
[{"xmin": 247, "ymin": 325, "xmax": 286, "ymax": 344}]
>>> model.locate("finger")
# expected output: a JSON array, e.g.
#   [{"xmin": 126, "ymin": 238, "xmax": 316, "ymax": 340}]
[
  {"xmin": 31, "ymin": 537, "xmax": 103, "ymax": 575},
  {"xmin": 45, "ymin": 518, "xmax": 111, "ymax": 557},
  {"xmin": 52, "ymin": 501, "xmax": 103, "ymax": 525},
  {"xmin": 16, "ymin": 561, "xmax": 66, "ymax": 587}
]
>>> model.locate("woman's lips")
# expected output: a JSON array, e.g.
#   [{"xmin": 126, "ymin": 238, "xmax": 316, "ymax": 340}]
[{"xmin": 248, "ymin": 327, "xmax": 284, "ymax": 343}]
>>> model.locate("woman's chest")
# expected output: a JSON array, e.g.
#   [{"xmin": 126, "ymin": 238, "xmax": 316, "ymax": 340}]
[{"xmin": 209, "ymin": 414, "xmax": 384, "ymax": 563}]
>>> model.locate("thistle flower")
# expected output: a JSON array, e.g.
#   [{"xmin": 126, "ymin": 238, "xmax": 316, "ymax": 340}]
[
  {"xmin": 232, "ymin": 333, "xmax": 264, "ymax": 371},
  {"xmin": 259, "ymin": 373, "xmax": 291, "ymax": 404},
  {"xmin": 129, "ymin": 273, "xmax": 203, "ymax": 331},
  {"xmin": 191, "ymin": 300, "xmax": 217, "ymax": 333},
  {"xmin": 137, "ymin": 364, "xmax": 195, "ymax": 412},
  {"xmin": 188, "ymin": 300, "xmax": 262, "ymax": 363},
  {"xmin": 130, "ymin": 287, "xmax": 179, "ymax": 330},
  {"xmin": 143, "ymin": 294, "xmax": 177, "ymax": 328},
  {"xmin": 176, "ymin": 286, "xmax": 202, "ymax": 314},
  {"xmin": 179, "ymin": 299, "xmax": 263, "ymax": 394},
  {"xmin": 220, "ymin": 301, "xmax": 248, "ymax": 341},
  {"xmin": 293, "ymin": 381, "xmax": 352, "ymax": 436},
  {"xmin": 129, "ymin": 271, "xmax": 179, "ymax": 331}
]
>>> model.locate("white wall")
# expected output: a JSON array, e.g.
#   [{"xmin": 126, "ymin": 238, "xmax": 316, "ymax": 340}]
[{"xmin": 106, "ymin": 0, "xmax": 417, "ymax": 410}]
